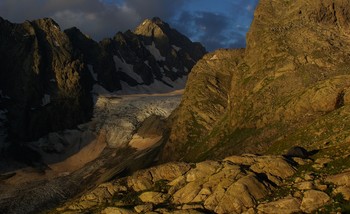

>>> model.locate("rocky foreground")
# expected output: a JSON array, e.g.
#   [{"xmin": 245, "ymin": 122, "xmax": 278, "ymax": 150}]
[{"xmin": 51, "ymin": 151, "xmax": 350, "ymax": 214}]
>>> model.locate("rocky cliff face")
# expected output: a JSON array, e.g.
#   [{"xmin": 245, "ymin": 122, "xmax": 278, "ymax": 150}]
[
  {"xmin": 0, "ymin": 17, "xmax": 205, "ymax": 148},
  {"xmin": 0, "ymin": 17, "xmax": 93, "ymax": 143},
  {"xmin": 162, "ymin": 0, "xmax": 350, "ymax": 162}
]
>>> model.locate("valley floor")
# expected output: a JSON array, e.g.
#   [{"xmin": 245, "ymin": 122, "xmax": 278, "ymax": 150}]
[{"xmin": 0, "ymin": 90, "xmax": 183, "ymax": 214}]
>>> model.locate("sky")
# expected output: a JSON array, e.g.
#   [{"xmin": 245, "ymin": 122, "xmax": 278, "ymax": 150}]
[{"xmin": 0, "ymin": 0, "xmax": 259, "ymax": 51}]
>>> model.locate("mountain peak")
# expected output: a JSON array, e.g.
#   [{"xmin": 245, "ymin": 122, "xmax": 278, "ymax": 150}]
[
  {"xmin": 32, "ymin": 17, "xmax": 60, "ymax": 29},
  {"xmin": 134, "ymin": 17, "xmax": 170, "ymax": 38},
  {"xmin": 150, "ymin": 17, "xmax": 165, "ymax": 25}
]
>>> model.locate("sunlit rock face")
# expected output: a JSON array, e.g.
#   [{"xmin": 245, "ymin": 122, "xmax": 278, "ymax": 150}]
[{"xmin": 162, "ymin": 0, "xmax": 350, "ymax": 162}]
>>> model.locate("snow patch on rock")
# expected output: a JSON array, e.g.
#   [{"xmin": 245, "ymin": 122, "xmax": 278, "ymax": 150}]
[
  {"xmin": 210, "ymin": 54, "xmax": 219, "ymax": 60},
  {"xmin": 172, "ymin": 45, "xmax": 181, "ymax": 51},
  {"xmin": 145, "ymin": 42, "xmax": 165, "ymax": 61},
  {"xmin": 41, "ymin": 94, "xmax": 51, "ymax": 106},
  {"xmin": 117, "ymin": 76, "xmax": 187, "ymax": 95},
  {"xmin": 88, "ymin": 64, "xmax": 97, "ymax": 81},
  {"xmin": 0, "ymin": 90, "xmax": 10, "ymax": 99},
  {"xmin": 113, "ymin": 55, "xmax": 143, "ymax": 83},
  {"xmin": 0, "ymin": 108, "xmax": 8, "ymax": 149},
  {"xmin": 144, "ymin": 60, "xmax": 151, "ymax": 68}
]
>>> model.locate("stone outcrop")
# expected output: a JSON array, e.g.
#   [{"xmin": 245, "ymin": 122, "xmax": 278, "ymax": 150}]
[
  {"xmin": 52, "ymin": 153, "xmax": 350, "ymax": 213},
  {"xmin": 162, "ymin": 0, "xmax": 350, "ymax": 162},
  {"xmin": 300, "ymin": 190, "xmax": 331, "ymax": 213},
  {"xmin": 257, "ymin": 197, "xmax": 302, "ymax": 214},
  {"xmin": 163, "ymin": 49, "xmax": 244, "ymax": 161}
]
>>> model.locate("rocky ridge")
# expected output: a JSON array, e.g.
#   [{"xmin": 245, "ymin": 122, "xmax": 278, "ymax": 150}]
[
  {"xmin": 66, "ymin": 17, "xmax": 206, "ymax": 93},
  {"xmin": 51, "ymin": 151, "xmax": 350, "ymax": 213},
  {"xmin": 162, "ymin": 0, "xmax": 350, "ymax": 162}
]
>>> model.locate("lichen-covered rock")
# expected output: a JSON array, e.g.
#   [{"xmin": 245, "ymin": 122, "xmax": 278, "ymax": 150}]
[
  {"xmin": 225, "ymin": 155, "xmax": 296, "ymax": 185},
  {"xmin": 50, "ymin": 153, "xmax": 350, "ymax": 213},
  {"xmin": 204, "ymin": 174, "xmax": 271, "ymax": 214},
  {"xmin": 172, "ymin": 182, "xmax": 202, "ymax": 204},
  {"xmin": 101, "ymin": 207, "xmax": 136, "ymax": 214},
  {"xmin": 185, "ymin": 161, "xmax": 221, "ymax": 182},
  {"xmin": 326, "ymin": 171, "xmax": 350, "ymax": 186},
  {"xmin": 250, "ymin": 156, "xmax": 296, "ymax": 180},
  {"xmin": 334, "ymin": 186, "xmax": 350, "ymax": 201},
  {"xmin": 300, "ymin": 190, "xmax": 331, "ymax": 213},
  {"xmin": 134, "ymin": 204, "xmax": 153, "ymax": 213},
  {"xmin": 52, "ymin": 155, "xmax": 298, "ymax": 214},
  {"xmin": 149, "ymin": 162, "xmax": 191, "ymax": 182},
  {"xmin": 139, "ymin": 192, "xmax": 169, "ymax": 204},
  {"xmin": 294, "ymin": 181, "xmax": 314, "ymax": 191},
  {"xmin": 257, "ymin": 197, "xmax": 301, "ymax": 214},
  {"xmin": 127, "ymin": 170, "xmax": 154, "ymax": 192}
]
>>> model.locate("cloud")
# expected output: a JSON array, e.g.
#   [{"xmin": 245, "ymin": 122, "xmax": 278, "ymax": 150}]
[
  {"xmin": 0, "ymin": 0, "xmax": 187, "ymax": 40},
  {"xmin": 171, "ymin": 11, "xmax": 245, "ymax": 51},
  {"xmin": 0, "ymin": 0, "xmax": 141, "ymax": 40},
  {"xmin": 0, "ymin": 0, "xmax": 259, "ymax": 50},
  {"xmin": 125, "ymin": 0, "xmax": 186, "ymax": 20}
]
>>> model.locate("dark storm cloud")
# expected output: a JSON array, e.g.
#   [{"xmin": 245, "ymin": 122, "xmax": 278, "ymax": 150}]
[
  {"xmin": 170, "ymin": 0, "xmax": 259, "ymax": 51},
  {"xmin": 0, "ymin": 0, "xmax": 186, "ymax": 41},
  {"xmin": 125, "ymin": 0, "xmax": 186, "ymax": 20},
  {"xmin": 0, "ymin": 0, "xmax": 259, "ymax": 50},
  {"xmin": 0, "ymin": 0, "xmax": 140, "ymax": 40},
  {"xmin": 171, "ymin": 11, "xmax": 244, "ymax": 51}
]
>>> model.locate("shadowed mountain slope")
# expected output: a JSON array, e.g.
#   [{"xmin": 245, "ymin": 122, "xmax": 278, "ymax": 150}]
[{"xmin": 0, "ymin": 17, "xmax": 205, "ymax": 146}]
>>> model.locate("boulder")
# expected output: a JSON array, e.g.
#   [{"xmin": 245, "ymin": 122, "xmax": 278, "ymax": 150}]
[
  {"xmin": 326, "ymin": 171, "xmax": 350, "ymax": 186},
  {"xmin": 224, "ymin": 155, "xmax": 257, "ymax": 165},
  {"xmin": 205, "ymin": 174, "xmax": 270, "ymax": 214},
  {"xmin": 186, "ymin": 161, "xmax": 221, "ymax": 182},
  {"xmin": 134, "ymin": 204, "xmax": 153, "ymax": 213},
  {"xmin": 250, "ymin": 156, "xmax": 296, "ymax": 182},
  {"xmin": 101, "ymin": 207, "xmax": 136, "ymax": 214},
  {"xmin": 295, "ymin": 181, "xmax": 314, "ymax": 190},
  {"xmin": 172, "ymin": 182, "xmax": 202, "ymax": 204},
  {"xmin": 300, "ymin": 190, "xmax": 331, "ymax": 213},
  {"xmin": 127, "ymin": 171, "xmax": 154, "ymax": 192},
  {"xmin": 139, "ymin": 192, "xmax": 169, "ymax": 204},
  {"xmin": 285, "ymin": 146, "xmax": 309, "ymax": 159},
  {"xmin": 257, "ymin": 197, "xmax": 302, "ymax": 214},
  {"xmin": 334, "ymin": 186, "xmax": 350, "ymax": 200},
  {"xmin": 149, "ymin": 162, "xmax": 191, "ymax": 182}
]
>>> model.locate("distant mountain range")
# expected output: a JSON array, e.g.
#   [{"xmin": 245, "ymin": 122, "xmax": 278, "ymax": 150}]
[{"xmin": 0, "ymin": 17, "xmax": 206, "ymax": 144}]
